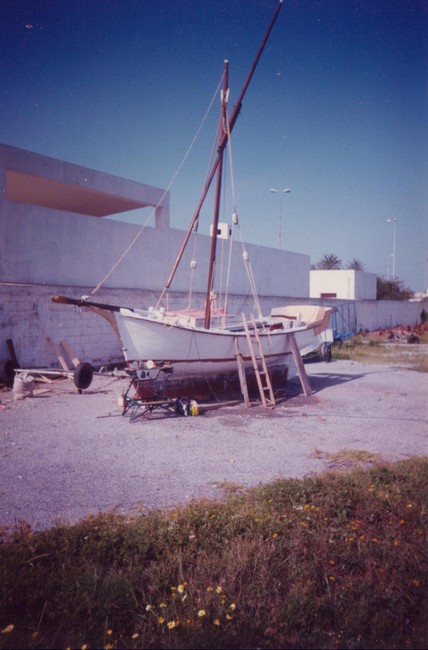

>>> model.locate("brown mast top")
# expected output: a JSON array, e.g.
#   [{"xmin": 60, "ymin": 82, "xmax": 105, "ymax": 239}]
[{"xmin": 164, "ymin": 1, "xmax": 284, "ymax": 324}]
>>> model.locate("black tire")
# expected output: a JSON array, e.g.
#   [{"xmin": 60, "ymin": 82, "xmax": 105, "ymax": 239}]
[
  {"xmin": 407, "ymin": 334, "xmax": 420, "ymax": 345},
  {"xmin": 0, "ymin": 358, "xmax": 18, "ymax": 388},
  {"xmin": 73, "ymin": 362, "xmax": 94, "ymax": 390},
  {"xmin": 322, "ymin": 343, "xmax": 332, "ymax": 363}
]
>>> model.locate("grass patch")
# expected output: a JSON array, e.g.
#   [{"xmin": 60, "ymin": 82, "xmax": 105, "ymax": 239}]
[
  {"xmin": 1, "ymin": 458, "xmax": 427, "ymax": 649},
  {"xmin": 332, "ymin": 335, "xmax": 428, "ymax": 372}
]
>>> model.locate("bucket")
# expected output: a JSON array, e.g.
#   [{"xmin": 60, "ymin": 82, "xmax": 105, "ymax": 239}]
[{"xmin": 13, "ymin": 374, "xmax": 35, "ymax": 400}]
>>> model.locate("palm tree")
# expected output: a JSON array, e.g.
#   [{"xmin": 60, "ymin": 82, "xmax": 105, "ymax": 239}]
[
  {"xmin": 347, "ymin": 258, "xmax": 365, "ymax": 271},
  {"xmin": 315, "ymin": 254, "xmax": 342, "ymax": 270}
]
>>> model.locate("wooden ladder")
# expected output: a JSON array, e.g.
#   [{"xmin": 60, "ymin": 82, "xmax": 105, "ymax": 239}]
[{"xmin": 241, "ymin": 313, "xmax": 275, "ymax": 407}]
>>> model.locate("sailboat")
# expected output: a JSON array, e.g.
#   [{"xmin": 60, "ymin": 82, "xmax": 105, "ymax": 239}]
[{"xmin": 51, "ymin": 1, "xmax": 333, "ymax": 397}]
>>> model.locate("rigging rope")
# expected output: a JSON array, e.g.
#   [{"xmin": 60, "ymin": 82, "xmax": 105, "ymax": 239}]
[
  {"xmin": 156, "ymin": 96, "xmax": 227, "ymax": 310},
  {"xmin": 89, "ymin": 72, "xmax": 225, "ymax": 298},
  {"xmin": 222, "ymin": 102, "xmax": 263, "ymax": 322}
]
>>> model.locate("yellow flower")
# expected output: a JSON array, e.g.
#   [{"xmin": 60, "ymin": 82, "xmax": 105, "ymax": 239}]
[
  {"xmin": 81, "ymin": 645, "xmax": 88, "ymax": 650},
  {"xmin": 399, "ymin": 519, "xmax": 405, "ymax": 525},
  {"xmin": 304, "ymin": 504, "xmax": 311, "ymax": 510},
  {"xmin": 229, "ymin": 603, "xmax": 236, "ymax": 610},
  {"xmin": 328, "ymin": 560, "xmax": 335, "ymax": 565},
  {"xmin": 132, "ymin": 633, "xmax": 139, "ymax": 639},
  {"xmin": 206, "ymin": 586, "xmax": 214, "ymax": 592},
  {"xmin": 329, "ymin": 576, "xmax": 335, "ymax": 582},
  {"xmin": 1, "ymin": 625, "xmax": 14, "ymax": 634},
  {"xmin": 198, "ymin": 609, "xmax": 206, "ymax": 618},
  {"xmin": 226, "ymin": 614, "xmax": 233, "ymax": 620},
  {"xmin": 158, "ymin": 616, "xmax": 165, "ymax": 624},
  {"xmin": 177, "ymin": 584, "xmax": 185, "ymax": 593},
  {"xmin": 104, "ymin": 644, "xmax": 113, "ymax": 650},
  {"xmin": 145, "ymin": 604, "xmax": 152, "ymax": 611},
  {"xmin": 393, "ymin": 540, "xmax": 400, "ymax": 546},
  {"xmin": 106, "ymin": 629, "xmax": 113, "ymax": 636},
  {"xmin": 411, "ymin": 579, "xmax": 420, "ymax": 588},
  {"xmin": 272, "ymin": 532, "xmax": 279, "ymax": 539},
  {"xmin": 359, "ymin": 535, "xmax": 365, "ymax": 541},
  {"xmin": 159, "ymin": 602, "xmax": 167, "ymax": 608},
  {"xmin": 167, "ymin": 621, "xmax": 177, "ymax": 629},
  {"xmin": 371, "ymin": 537, "xmax": 378, "ymax": 543},
  {"xmin": 216, "ymin": 586, "xmax": 223, "ymax": 594},
  {"xmin": 213, "ymin": 618, "xmax": 221, "ymax": 626}
]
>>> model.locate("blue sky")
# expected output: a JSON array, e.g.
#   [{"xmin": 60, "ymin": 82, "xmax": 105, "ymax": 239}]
[{"xmin": 2, "ymin": 0, "xmax": 427, "ymax": 292}]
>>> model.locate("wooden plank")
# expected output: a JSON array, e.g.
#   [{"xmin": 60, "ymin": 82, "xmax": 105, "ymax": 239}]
[
  {"xmin": 45, "ymin": 336, "xmax": 70, "ymax": 371},
  {"xmin": 60, "ymin": 340, "xmax": 81, "ymax": 368},
  {"xmin": 289, "ymin": 333, "xmax": 312, "ymax": 397},
  {"xmin": 234, "ymin": 338, "xmax": 250, "ymax": 408},
  {"xmin": 6, "ymin": 339, "xmax": 19, "ymax": 365}
]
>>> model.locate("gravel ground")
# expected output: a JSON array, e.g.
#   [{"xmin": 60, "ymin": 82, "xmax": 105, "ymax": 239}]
[{"xmin": 0, "ymin": 359, "xmax": 427, "ymax": 531}]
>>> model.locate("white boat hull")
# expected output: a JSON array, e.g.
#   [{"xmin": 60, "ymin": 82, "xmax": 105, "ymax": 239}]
[{"xmin": 114, "ymin": 304, "xmax": 333, "ymax": 382}]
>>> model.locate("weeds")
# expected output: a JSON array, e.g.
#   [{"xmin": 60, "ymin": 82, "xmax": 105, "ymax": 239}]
[{"xmin": 0, "ymin": 458, "xmax": 427, "ymax": 649}]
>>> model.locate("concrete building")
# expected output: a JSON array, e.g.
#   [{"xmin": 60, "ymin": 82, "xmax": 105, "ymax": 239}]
[
  {"xmin": 310, "ymin": 270, "xmax": 377, "ymax": 300},
  {"xmin": 0, "ymin": 144, "xmax": 310, "ymax": 368}
]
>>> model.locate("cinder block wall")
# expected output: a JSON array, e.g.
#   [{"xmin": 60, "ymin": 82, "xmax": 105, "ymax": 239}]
[{"xmin": 0, "ymin": 283, "xmax": 304, "ymax": 369}]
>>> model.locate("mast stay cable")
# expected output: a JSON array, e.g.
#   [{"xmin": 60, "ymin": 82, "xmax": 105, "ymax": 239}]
[{"xmin": 89, "ymin": 72, "xmax": 225, "ymax": 297}]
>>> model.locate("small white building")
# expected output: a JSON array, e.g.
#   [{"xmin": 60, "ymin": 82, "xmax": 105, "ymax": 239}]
[{"xmin": 310, "ymin": 270, "xmax": 377, "ymax": 300}]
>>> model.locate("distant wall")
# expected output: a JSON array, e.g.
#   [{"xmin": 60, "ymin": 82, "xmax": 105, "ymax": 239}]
[
  {"xmin": 355, "ymin": 300, "xmax": 428, "ymax": 332},
  {"xmin": 277, "ymin": 296, "xmax": 428, "ymax": 336}
]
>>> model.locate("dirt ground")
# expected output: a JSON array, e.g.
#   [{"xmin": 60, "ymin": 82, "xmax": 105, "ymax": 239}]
[{"xmin": 0, "ymin": 358, "xmax": 427, "ymax": 531}]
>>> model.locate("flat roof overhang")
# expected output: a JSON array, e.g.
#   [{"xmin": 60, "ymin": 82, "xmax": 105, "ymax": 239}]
[{"xmin": 6, "ymin": 169, "xmax": 153, "ymax": 216}]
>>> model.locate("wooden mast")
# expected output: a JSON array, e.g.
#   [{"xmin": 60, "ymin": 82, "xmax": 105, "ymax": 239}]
[
  {"xmin": 204, "ymin": 60, "xmax": 229, "ymax": 329},
  {"xmin": 163, "ymin": 0, "xmax": 284, "ymax": 312}
]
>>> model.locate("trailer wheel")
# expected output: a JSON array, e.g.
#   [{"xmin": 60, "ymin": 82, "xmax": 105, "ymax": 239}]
[
  {"xmin": 73, "ymin": 362, "xmax": 94, "ymax": 390},
  {"xmin": 322, "ymin": 344, "xmax": 332, "ymax": 363},
  {"xmin": 0, "ymin": 358, "xmax": 18, "ymax": 388},
  {"xmin": 407, "ymin": 334, "xmax": 420, "ymax": 345}
]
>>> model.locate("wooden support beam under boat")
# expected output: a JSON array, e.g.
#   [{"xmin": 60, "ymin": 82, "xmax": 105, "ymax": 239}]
[{"xmin": 288, "ymin": 332, "xmax": 312, "ymax": 397}]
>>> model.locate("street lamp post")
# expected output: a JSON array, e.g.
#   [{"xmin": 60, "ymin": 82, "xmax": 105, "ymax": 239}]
[
  {"xmin": 270, "ymin": 188, "xmax": 291, "ymax": 249},
  {"xmin": 387, "ymin": 218, "xmax": 397, "ymax": 279}
]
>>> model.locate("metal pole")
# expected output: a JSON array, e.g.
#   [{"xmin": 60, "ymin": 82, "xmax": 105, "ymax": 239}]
[
  {"xmin": 270, "ymin": 188, "xmax": 290, "ymax": 249},
  {"xmin": 387, "ymin": 218, "xmax": 397, "ymax": 279}
]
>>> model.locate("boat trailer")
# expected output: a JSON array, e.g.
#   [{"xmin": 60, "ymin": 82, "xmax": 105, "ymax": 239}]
[{"xmin": 120, "ymin": 363, "xmax": 199, "ymax": 422}]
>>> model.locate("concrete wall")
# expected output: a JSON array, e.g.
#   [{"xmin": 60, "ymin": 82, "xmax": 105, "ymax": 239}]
[
  {"xmin": 276, "ymin": 296, "xmax": 428, "ymax": 336},
  {"xmin": 355, "ymin": 300, "xmax": 428, "ymax": 332},
  {"xmin": 310, "ymin": 270, "xmax": 377, "ymax": 300},
  {"xmin": 2, "ymin": 284, "xmax": 426, "ymax": 370},
  {"xmin": 0, "ymin": 283, "xmax": 313, "ymax": 369}
]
